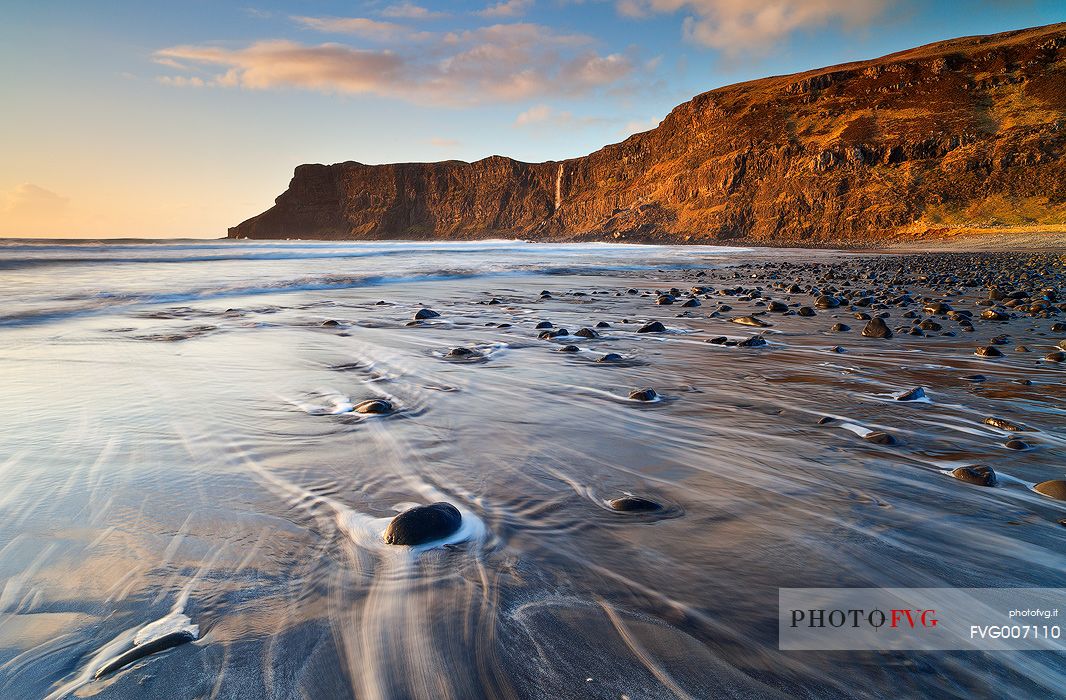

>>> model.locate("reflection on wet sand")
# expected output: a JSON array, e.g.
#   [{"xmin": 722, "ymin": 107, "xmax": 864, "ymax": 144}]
[{"xmin": 0, "ymin": 242, "xmax": 1063, "ymax": 698}]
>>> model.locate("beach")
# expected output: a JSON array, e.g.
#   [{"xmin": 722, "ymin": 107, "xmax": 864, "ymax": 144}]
[{"xmin": 0, "ymin": 239, "xmax": 1063, "ymax": 699}]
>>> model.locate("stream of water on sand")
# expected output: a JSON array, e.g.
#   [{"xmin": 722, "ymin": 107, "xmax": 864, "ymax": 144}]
[{"xmin": 0, "ymin": 240, "xmax": 1063, "ymax": 698}]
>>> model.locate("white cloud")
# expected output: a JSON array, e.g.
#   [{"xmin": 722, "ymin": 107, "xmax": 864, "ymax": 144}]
[
  {"xmin": 476, "ymin": 0, "xmax": 535, "ymax": 19},
  {"xmin": 514, "ymin": 104, "xmax": 612, "ymax": 128},
  {"xmin": 155, "ymin": 23, "xmax": 638, "ymax": 105},
  {"xmin": 291, "ymin": 16, "xmax": 407, "ymax": 39},
  {"xmin": 381, "ymin": 3, "xmax": 449, "ymax": 19},
  {"xmin": 618, "ymin": 0, "xmax": 891, "ymax": 51},
  {"xmin": 619, "ymin": 115, "xmax": 661, "ymax": 136},
  {"xmin": 157, "ymin": 75, "xmax": 206, "ymax": 87},
  {"xmin": 1, "ymin": 184, "xmax": 71, "ymax": 221}
]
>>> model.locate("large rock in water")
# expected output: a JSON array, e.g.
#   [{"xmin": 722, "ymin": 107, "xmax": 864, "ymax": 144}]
[
  {"xmin": 1034, "ymin": 480, "xmax": 1066, "ymax": 500},
  {"xmin": 951, "ymin": 465, "xmax": 998, "ymax": 487},
  {"xmin": 384, "ymin": 502, "xmax": 462, "ymax": 545},
  {"xmin": 228, "ymin": 24, "xmax": 1066, "ymax": 245}
]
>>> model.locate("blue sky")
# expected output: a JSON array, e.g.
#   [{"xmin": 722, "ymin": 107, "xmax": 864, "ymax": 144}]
[{"xmin": 1, "ymin": 0, "xmax": 1063, "ymax": 237}]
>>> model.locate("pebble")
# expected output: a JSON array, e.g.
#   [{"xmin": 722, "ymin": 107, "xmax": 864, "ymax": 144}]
[
  {"xmin": 607, "ymin": 496, "xmax": 664, "ymax": 513},
  {"xmin": 861, "ymin": 318, "xmax": 892, "ymax": 339},
  {"xmin": 864, "ymin": 432, "xmax": 896, "ymax": 445},
  {"xmin": 637, "ymin": 321, "xmax": 666, "ymax": 333},
  {"xmin": 893, "ymin": 387, "xmax": 926, "ymax": 401},
  {"xmin": 413, "ymin": 308, "xmax": 440, "ymax": 320},
  {"xmin": 731, "ymin": 316, "xmax": 770, "ymax": 327},
  {"xmin": 983, "ymin": 417, "xmax": 1027, "ymax": 431},
  {"xmin": 354, "ymin": 399, "xmax": 393, "ymax": 414},
  {"xmin": 383, "ymin": 503, "xmax": 462, "ymax": 545},
  {"xmin": 629, "ymin": 388, "xmax": 659, "ymax": 401},
  {"xmin": 951, "ymin": 465, "xmax": 997, "ymax": 487},
  {"xmin": 1033, "ymin": 480, "xmax": 1066, "ymax": 501}
]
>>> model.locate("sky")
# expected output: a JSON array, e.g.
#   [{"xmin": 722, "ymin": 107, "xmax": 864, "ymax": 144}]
[{"xmin": 1, "ymin": 1, "xmax": 1062, "ymax": 238}]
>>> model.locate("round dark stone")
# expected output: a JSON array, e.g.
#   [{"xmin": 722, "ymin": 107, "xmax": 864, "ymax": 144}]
[
  {"xmin": 629, "ymin": 388, "xmax": 659, "ymax": 401},
  {"xmin": 354, "ymin": 399, "xmax": 393, "ymax": 414},
  {"xmin": 597, "ymin": 353, "xmax": 624, "ymax": 362},
  {"xmin": 983, "ymin": 417, "xmax": 1027, "ymax": 431},
  {"xmin": 975, "ymin": 346, "xmax": 1003, "ymax": 357},
  {"xmin": 767, "ymin": 301, "xmax": 788, "ymax": 312},
  {"xmin": 535, "ymin": 321, "xmax": 553, "ymax": 329},
  {"xmin": 596, "ymin": 321, "xmax": 611, "ymax": 328},
  {"xmin": 558, "ymin": 345, "xmax": 580, "ymax": 352},
  {"xmin": 680, "ymin": 298, "xmax": 700, "ymax": 307},
  {"xmin": 608, "ymin": 496, "xmax": 663, "ymax": 513},
  {"xmin": 574, "ymin": 328, "xmax": 599, "ymax": 338},
  {"xmin": 321, "ymin": 320, "xmax": 342, "ymax": 327},
  {"xmin": 797, "ymin": 306, "xmax": 816, "ymax": 317},
  {"xmin": 831, "ymin": 323, "xmax": 850, "ymax": 332},
  {"xmin": 383, "ymin": 502, "xmax": 462, "ymax": 545},
  {"xmin": 814, "ymin": 295, "xmax": 840, "ymax": 309},
  {"xmin": 446, "ymin": 347, "xmax": 479, "ymax": 358},
  {"xmin": 1034, "ymin": 480, "xmax": 1066, "ymax": 501},
  {"xmin": 864, "ymin": 431, "xmax": 896, "ymax": 445},
  {"xmin": 413, "ymin": 308, "xmax": 440, "ymax": 320},
  {"xmin": 637, "ymin": 321, "xmax": 666, "ymax": 333},
  {"xmin": 951, "ymin": 465, "xmax": 997, "ymax": 487},
  {"xmin": 1004, "ymin": 439, "xmax": 1028, "ymax": 450}
]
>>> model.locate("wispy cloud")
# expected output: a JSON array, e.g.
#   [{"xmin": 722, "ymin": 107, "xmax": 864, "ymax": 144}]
[
  {"xmin": 1, "ymin": 184, "xmax": 70, "ymax": 219},
  {"xmin": 155, "ymin": 23, "xmax": 639, "ymax": 105},
  {"xmin": 382, "ymin": 3, "xmax": 449, "ymax": 19},
  {"xmin": 476, "ymin": 0, "xmax": 535, "ymax": 18},
  {"xmin": 618, "ymin": 0, "xmax": 891, "ymax": 51},
  {"xmin": 514, "ymin": 104, "xmax": 612, "ymax": 128},
  {"xmin": 291, "ymin": 16, "xmax": 408, "ymax": 40},
  {"xmin": 429, "ymin": 136, "xmax": 461, "ymax": 147}
]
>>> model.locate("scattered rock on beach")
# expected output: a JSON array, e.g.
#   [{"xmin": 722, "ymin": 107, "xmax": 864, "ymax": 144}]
[
  {"xmin": 629, "ymin": 388, "xmax": 659, "ymax": 402},
  {"xmin": 951, "ymin": 465, "xmax": 998, "ymax": 487},
  {"xmin": 893, "ymin": 387, "xmax": 926, "ymax": 401},
  {"xmin": 731, "ymin": 316, "xmax": 770, "ymax": 327},
  {"xmin": 861, "ymin": 318, "xmax": 892, "ymax": 339},
  {"xmin": 1033, "ymin": 480, "xmax": 1066, "ymax": 501},
  {"xmin": 864, "ymin": 431, "xmax": 896, "ymax": 445},
  {"xmin": 983, "ymin": 417, "xmax": 1027, "ymax": 431},
  {"xmin": 384, "ymin": 502, "xmax": 463, "ymax": 545},
  {"xmin": 637, "ymin": 321, "xmax": 666, "ymax": 333},
  {"xmin": 414, "ymin": 308, "xmax": 440, "ymax": 320},
  {"xmin": 354, "ymin": 399, "xmax": 393, "ymax": 414},
  {"xmin": 607, "ymin": 496, "xmax": 664, "ymax": 513}
]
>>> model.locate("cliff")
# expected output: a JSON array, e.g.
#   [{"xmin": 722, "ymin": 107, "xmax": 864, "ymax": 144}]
[{"xmin": 229, "ymin": 23, "xmax": 1066, "ymax": 244}]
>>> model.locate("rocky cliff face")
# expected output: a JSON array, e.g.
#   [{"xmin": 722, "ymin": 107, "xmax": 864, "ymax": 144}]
[{"xmin": 229, "ymin": 23, "xmax": 1066, "ymax": 244}]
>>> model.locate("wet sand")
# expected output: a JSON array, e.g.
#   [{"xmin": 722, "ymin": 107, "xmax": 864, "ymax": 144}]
[{"xmin": 0, "ymin": 242, "xmax": 1063, "ymax": 699}]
